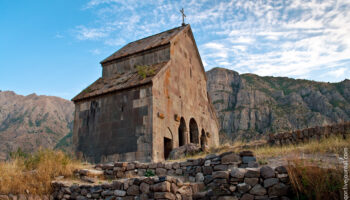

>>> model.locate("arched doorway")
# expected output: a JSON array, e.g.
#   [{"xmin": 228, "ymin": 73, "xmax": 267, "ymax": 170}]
[
  {"xmin": 164, "ymin": 128, "xmax": 173, "ymax": 160},
  {"xmin": 178, "ymin": 117, "xmax": 187, "ymax": 146},
  {"xmin": 200, "ymin": 129, "xmax": 207, "ymax": 150},
  {"xmin": 189, "ymin": 118, "xmax": 199, "ymax": 144}
]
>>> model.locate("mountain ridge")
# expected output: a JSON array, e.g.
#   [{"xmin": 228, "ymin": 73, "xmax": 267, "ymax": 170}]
[
  {"xmin": 0, "ymin": 90, "xmax": 74, "ymax": 160},
  {"xmin": 206, "ymin": 67, "xmax": 350, "ymax": 141}
]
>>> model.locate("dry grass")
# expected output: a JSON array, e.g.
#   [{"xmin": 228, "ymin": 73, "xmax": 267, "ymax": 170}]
[
  {"xmin": 0, "ymin": 149, "xmax": 83, "ymax": 195},
  {"xmin": 287, "ymin": 157, "xmax": 345, "ymax": 200},
  {"xmin": 250, "ymin": 135, "xmax": 350, "ymax": 159},
  {"xmin": 173, "ymin": 135, "xmax": 349, "ymax": 162}
]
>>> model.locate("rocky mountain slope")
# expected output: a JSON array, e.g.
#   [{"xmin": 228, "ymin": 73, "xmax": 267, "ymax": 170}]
[
  {"xmin": 0, "ymin": 91, "xmax": 74, "ymax": 160},
  {"xmin": 207, "ymin": 67, "xmax": 350, "ymax": 141}
]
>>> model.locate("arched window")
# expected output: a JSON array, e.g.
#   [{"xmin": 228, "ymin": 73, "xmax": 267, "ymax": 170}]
[{"xmin": 189, "ymin": 118, "xmax": 199, "ymax": 144}]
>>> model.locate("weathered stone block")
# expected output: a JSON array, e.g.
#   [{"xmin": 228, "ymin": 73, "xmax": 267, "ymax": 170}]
[
  {"xmin": 213, "ymin": 164, "xmax": 228, "ymax": 171},
  {"xmin": 260, "ymin": 166, "xmax": 275, "ymax": 179},
  {"xmin": 245, "ymin": 168, "xmax": 260, "ymax": 178},
  {"xmin": 230, "ymin": 168, "xmax": 246, "ymax": 178},
  {"xmin": 154, "ymin": 192, "xmax": 175, "ymax": 200},
  {"xmin": 126, "ymin": 185, "xmax": 140, "ymax": 196},
  {"xmin": 140, "ymin": 182, "xmax": 150, "ymax": 193},
  {"xmin": 212, "ymin": 171, "xmax": 229, "ymax": 179},
  {"xmin": 249, "ymin": 184, "xmax": 266, "ymax": 196},
  {"xmin": 264, "ymin": 178, "xmax": 279, "ymax": 188},
  {"xmin": 156, "ymin": 168, "xmax": 167, "ymax": 176},
  {"xmin": 237, "ymin": 183, "xmax": 251, "ymax": 193},
  {"xmin": 268, "ymin": 183, "xmax": 289, "ymax": 196},
  {"xmin": 244, "ymin": 177, "xmax": 259, "ymax": 186},
  {"xmin": 221, "ymin": 153, "xmax": 241, "ymax": 164},
  {"xmin": 152, "ymin": 181, "xmax": 171, "ymax": 192}
]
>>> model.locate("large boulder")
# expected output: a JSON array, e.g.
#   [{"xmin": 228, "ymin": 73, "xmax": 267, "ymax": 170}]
[{"xmin": 168, "ymin": 144, "xmax": 201, "ymax": 160}]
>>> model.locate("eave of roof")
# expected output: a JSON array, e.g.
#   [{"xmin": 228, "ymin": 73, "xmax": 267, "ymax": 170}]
[{"xmin": 72, "ymin": 61, "xmax": 169, "ymax": 102}]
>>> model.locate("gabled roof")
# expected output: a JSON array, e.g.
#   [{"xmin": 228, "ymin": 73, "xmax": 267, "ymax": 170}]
[
  {"xmin": 72, "ymin": 62, "xmax": 169, "ymax": 102},
  {"xmin": 101, "ymin": 25, "xmax": 188, "ymax": 64}
]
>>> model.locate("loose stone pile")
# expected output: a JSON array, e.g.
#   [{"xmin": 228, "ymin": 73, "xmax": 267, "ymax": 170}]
[
  {"xmin": 52, "ymin": 151, "xmax": 292, "ymax": 199},
  {"xmin": 268, "ymin": 122, "xmax": 350, "ymax": 145}
]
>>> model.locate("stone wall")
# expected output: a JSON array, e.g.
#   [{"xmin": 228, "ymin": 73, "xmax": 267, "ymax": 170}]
[
  {"xmin": 52, "ymin": 151, "xmax": 292, "ymax": 199},
  {"xmin": 151, "ymin": 26, "xmax": 220, "ymax": 162},
  {"xmin": 268, "ymin": 122, "xmax": 350, "ymax": 145},
  {"xmin": 73, "ymin": 85, "xmax": 153, "ymax": 163},
  {"xmin": 102, "ymin": 44, "xmax": 170, "ymax": 78}
]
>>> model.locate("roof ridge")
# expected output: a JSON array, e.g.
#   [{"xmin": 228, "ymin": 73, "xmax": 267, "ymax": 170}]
[
  {"xmin": 100, "ymin": 25, "xmax": 189, "ymax": 64},
  {"xmin": 127, "ymin": 25, "xmax": 187, "ymax": 45}
]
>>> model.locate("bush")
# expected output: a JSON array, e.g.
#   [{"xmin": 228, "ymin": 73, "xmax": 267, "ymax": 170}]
[
  {"xmin": 136, "ymin": 65, "xmax": 155, "ymax": 79},
  {"xmin": 145, "ymin": 169, "xmax": 155, "ymax": 177},
  {"xmin": 287, "ymin": 157, "xmax": 344, "ymax": 200},
  {"xmin": 0, "ymin": 149, "xmax": 82, "ymax": 195}
]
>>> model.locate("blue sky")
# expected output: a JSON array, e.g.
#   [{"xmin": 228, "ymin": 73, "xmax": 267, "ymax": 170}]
[{"xmin": 1, "ymin": 0, "xmax": 349, "ymax": 100}]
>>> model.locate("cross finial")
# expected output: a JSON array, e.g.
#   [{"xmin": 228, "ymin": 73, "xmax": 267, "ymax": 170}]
[{"xmin": 180, "ymin": 8, "xmax": 186, "ymax": 26}]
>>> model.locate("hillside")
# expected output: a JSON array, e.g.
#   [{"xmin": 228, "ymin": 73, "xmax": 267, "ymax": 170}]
[
  {"xmin": 0, "ymin": 91, "xmax": 74, "ymax": 160},
  {"xmin": 207, "ymin": 67, "xmax": 350, "ymax": 141}
]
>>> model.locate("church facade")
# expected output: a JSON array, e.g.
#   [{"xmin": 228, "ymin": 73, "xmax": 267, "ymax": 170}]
[{"xmin": 72, "ymin": 25, "xmax": 219, "ymax": 163}]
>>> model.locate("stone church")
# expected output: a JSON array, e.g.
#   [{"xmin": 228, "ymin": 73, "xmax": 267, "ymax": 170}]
[{"xmin": 72, "ymin": 24, "xmax": 219, "ymax": 163}]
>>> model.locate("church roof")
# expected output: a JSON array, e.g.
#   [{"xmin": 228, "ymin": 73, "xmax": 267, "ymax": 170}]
[
  {"xmin": 101, "ymin": 25, "xmax": 188, "ymax": 64},
  {"xmin": 72, "ymin": 62, "xmax": 169, "ymax": 102}
]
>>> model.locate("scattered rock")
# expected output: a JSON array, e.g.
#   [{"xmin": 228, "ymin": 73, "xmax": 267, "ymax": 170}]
[{"xmin": 168, "ymin": 144, "xmax": 201, "ymax": 160}]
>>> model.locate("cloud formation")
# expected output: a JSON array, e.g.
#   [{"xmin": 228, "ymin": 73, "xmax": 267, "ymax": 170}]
[{"xmin": 76, "ymin": 0, "xmax": 350, "ymax": 82}]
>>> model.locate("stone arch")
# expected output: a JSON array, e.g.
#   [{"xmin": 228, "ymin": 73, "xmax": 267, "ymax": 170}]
[
  {"xmin": 189, "ymin": 118, "xmax": 199, "ymax": 144},
  {"xmin": 178, "ymin": 117, "xmax": 187, "ymax": 147}
]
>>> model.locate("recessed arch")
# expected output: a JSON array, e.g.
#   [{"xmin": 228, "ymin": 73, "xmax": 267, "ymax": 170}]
[
  {"xmin": 178, "ymin": 117, "xmax": 187, "ymax": 146},
  {"xmin": 189, "ymin": 118, "xmax": 199, "ymax": 144},
  {"xmin": 164, "ymin": 128, "xmax": 173, "ymax": 160},
  {"xmin": 200, "ymin": 129, "xmax": 207, "ymax": 149}
]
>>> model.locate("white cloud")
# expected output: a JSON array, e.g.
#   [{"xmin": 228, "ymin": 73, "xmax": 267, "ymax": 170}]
[
  {"xmin": 76, "ymin": 0, "xmax": 350, "ymax": 82},
  {"xmin": 328, "ymin": 67, "xmax": 348, "ymax": 78},
  {"xmin": 76, "ymin": 26, "xmax": 111, "ymax": 40}
]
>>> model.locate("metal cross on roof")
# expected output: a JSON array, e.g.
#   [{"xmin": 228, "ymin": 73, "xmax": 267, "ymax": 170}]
[{"xmin": 180, "ymin": 8, "xmax": 186, "ymax": 26}]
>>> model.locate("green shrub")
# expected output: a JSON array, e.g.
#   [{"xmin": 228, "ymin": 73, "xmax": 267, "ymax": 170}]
[
  {"xmin": 136, "ymin": 65, "xmax": 155, "ymax": 79},
  {"xmin": 145, "ymin": 169, "xmax": 155, "ymax": 177}
]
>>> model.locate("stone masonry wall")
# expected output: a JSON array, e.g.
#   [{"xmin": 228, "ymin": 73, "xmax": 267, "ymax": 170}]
[
  {"xmin": 73, "ymin": 85, "xmax": 153, "ymax": 163},
  {"xmin": 268, "ymin": 122, "xmax": 350, "ymax": 145},
  {"xmin": 52, "ymin": 151, "xmax": 292, "ymax": 200}
]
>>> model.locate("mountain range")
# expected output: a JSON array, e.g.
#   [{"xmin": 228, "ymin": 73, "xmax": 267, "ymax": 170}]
[
  {"xmin": 0, "ymin": 91, "xmax": 73, "ymax": 160},
  {"xmin": 0, "ymin": 68, "xmax": 349, "ymax": 158},
  {"xmin": 207, "ymin": 68, "xmax": 350, "ymax": 141}
]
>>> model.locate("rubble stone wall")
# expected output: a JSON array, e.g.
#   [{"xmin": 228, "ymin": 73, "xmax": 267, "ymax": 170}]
[
  {"xmin": 52, "ymin": 151, "xmax": 292, "ymax": 199},
  {"xmin": 268, "ymin": 122, "xmax": 350, "ymax": 146}
]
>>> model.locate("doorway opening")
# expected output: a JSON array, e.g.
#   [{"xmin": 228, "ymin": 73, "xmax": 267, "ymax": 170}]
[
  {"xmin": 189, "ymin": 118, "xmax": 199, "ymax": 144},
  {"xmin": 164, "ymin": 137, "xmax": 173, "ymax": 160},
  {"xmin": 178, "ymin": 117, "xmax": 187, "ymax": 146}
]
